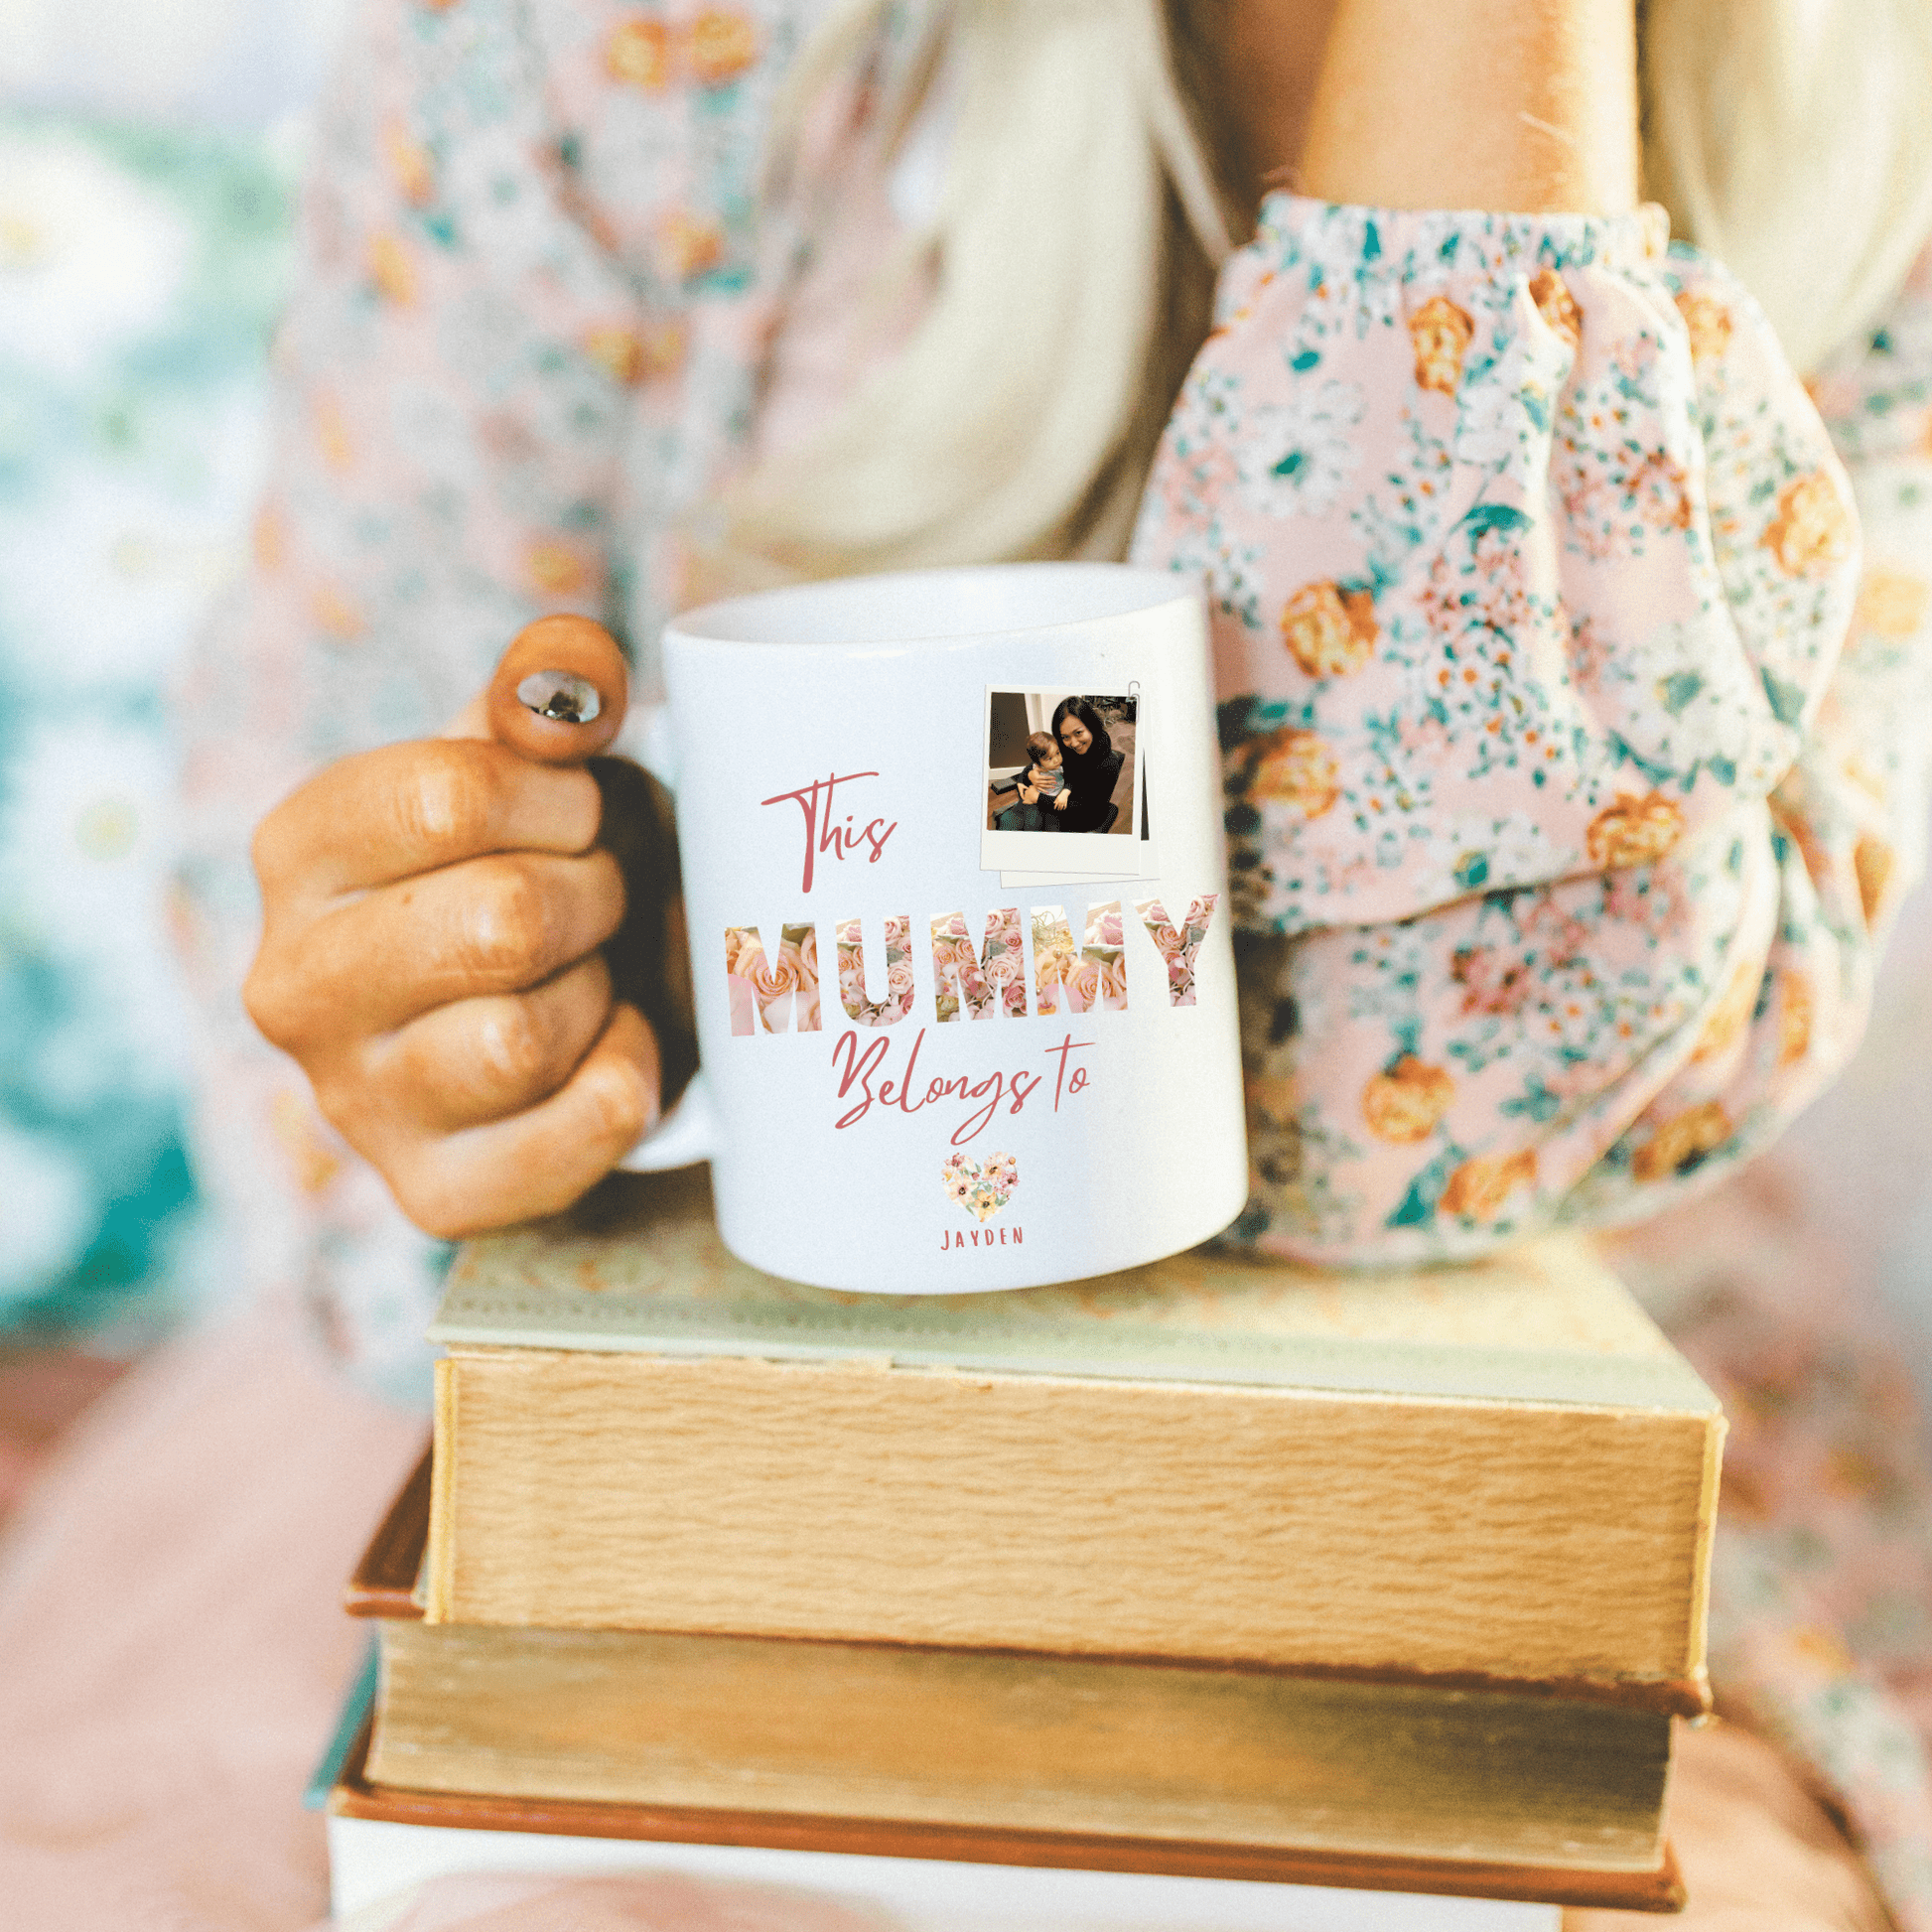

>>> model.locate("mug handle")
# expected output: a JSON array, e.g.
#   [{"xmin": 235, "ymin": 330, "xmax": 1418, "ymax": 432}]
[
  {"xmin": 616, "ymin": 1065, "xmax": 719, "ymax": 1172},
  {"xmin": 588, "ymin": 726, "xmax": 711, "ymax": 1173},
  {"xmin": 591, "ymin": 703, "xmax": 715, "ymax": 1167}
]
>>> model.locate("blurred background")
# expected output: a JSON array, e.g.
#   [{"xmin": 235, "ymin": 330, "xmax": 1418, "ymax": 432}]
[
  {"xmin": 0, "ymin": 0, "xmax": 351, "ymax": 1487},
  {"xmin": 0, "ymin": 0, "xmax": 1928, "ymax": 1507}
]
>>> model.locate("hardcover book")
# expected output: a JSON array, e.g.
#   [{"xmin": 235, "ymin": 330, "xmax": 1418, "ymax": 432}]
[
  {"xmin": 425, "ymin": 1171, "xmax": 1724, "ymax": 1708},
  {"xmin": 348, "ymin": 1463, "xmax": 1683, "ymax": 1911},
  {"xmin": 326, "ymin": 1682, "xmax": 1588, "ymax": 1929}
]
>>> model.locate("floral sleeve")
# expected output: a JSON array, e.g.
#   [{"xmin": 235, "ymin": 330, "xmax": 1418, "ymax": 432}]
[{"xmin": 1129, "ymin": 193, "xmax": 1929, "ymax": 1267}]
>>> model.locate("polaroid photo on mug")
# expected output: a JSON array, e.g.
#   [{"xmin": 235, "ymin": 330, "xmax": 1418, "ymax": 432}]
[{"xmin": 980, "ymin": 685, "xmax": 1158, "ymax": 881}]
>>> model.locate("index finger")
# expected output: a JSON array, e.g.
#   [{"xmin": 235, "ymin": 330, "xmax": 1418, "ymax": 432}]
[{"xmin": 253, "ymin": 737, "xmax": 605, "ymax": 904}]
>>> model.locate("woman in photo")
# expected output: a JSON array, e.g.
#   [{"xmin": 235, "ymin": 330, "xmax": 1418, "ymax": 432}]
[{"xmin": 1046, "ymin": 696, "xmax": 1126, "ymax": 835}]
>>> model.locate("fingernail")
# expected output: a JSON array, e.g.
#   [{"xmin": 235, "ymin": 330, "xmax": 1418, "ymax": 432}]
[{"xmin": 516, "ymin": 670, "xmax": 601, "ymax": 725}]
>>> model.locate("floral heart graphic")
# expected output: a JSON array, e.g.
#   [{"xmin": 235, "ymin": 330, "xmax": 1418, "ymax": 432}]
[{"xmin": 942, "ymin": 1151, "xmax": 1018, "ymax": 1224}]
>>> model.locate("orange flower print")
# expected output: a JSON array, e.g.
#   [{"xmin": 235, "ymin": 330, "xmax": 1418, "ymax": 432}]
[
  {"xmin": 583, "ymin": 321, "xmax": 689, "ymax": 386},
  {"xmin": 1767, "ymin": 790, "xmax": 1827, "ymax": 881},
  {"xmin": 686, "ymin": 8, "xmax": 759, "ymax": 85},
  {"xmin": 1785, "ymin": 1625, "xmax": 1855, "ymax": 1674},
  {"xmin": 312, "ymin": 586, "xmax": 365, "ymax": 642},
  {"xmin": 1281, "ymin": 581, "xmax": 1377, "ymax": 678},
  {"xmin": 525, "ymin": 540, "xmax": 599, "ymax": 599},
  {"xmin": 1761, "ymin": 471, "xmax": 1854, "ymax": 580},
  {"xmin": 1854, "ymin": 565, "xmax": 1929, "ymax": 639},
  {"xmin": 1361, "ymin": 1056, "xmax": 1454, "ymax": 1144},
  {"xmin": 1245, "ymin": 728, "xmax": 1340, "ymax": 821},
  {"xmin": 383, "ymin": 118, "xmax": 435, "ymax": 207},
  {"xmin": 1691, "ymin": 960, "xmax": 1760, "ymax": 1063},
  {"xmin": 1673, "ymin": 290, "xmax": 1732, "ymax": 366},
  {"xmin": 1627, "ymin": 450, "xmax": 1693, "ymax": 533},
  {"xmin": 606, "ymin": 18, "xmax": 672, "ymax": 90},
  {"xmin": 1409, "ymin": 294, "xmax": 1474, "ymax": 395},
  {"xmin": 656, "ymin": 209, "xmax": 725, "ymax": 283},
  {"xmin": 1631, "ymin": 1100, "xmax": 1732, "ymax": 1181},
  {"xmin": 585, "ymin": 328, "xmax": 647, "ymax": 386},
  {"xmin": 1854, "ymin": 832, "xmax": 1894, "ymax": 924},
  {"xmin": 368, "ymin": 231, "xmax": 416, "ymax": 306},
  {"xmin": 1778, "ymin": 970, "xmax": 1814, "ymax": 1066},
  {"xmin": 252, "ymin": 503, "xmax": 287, "ymax": 574},
  {"xmin": 639, "ymin": 319, "xmax": 688, "ymax": 378},
  {"xmin": 314, "ymin": 392, "xmax": 352, "ymax": 474},
  {"xmin": 1527, "ymin": 268, "xmax": 1581, "ymax": 351},
  {"xmin": 1441, "ymin": 1149, "xmax": 1536, "ymax": 1220},
  {"xmin": 1586, "ymin": 790, "xmax": 1685, "ymax": 868}
]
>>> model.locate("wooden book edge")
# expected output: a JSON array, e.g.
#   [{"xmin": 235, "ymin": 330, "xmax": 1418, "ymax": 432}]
[
  {"xmin": 330, "ymin": 1714, "xmax": 1684, "ymax": 1913},
  {"xmin": 370, "ymin": 1453, "xmax": 1707, "ymax": 1714},
  {"xmin": 346, "ymin": 1440, "xmax": 431, "ymax": 1619}
]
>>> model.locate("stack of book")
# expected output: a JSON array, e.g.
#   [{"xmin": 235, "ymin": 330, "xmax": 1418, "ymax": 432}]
[{"xmin": 323, "ymin": 1167, "xmax": 1721, "ymax": 1928}]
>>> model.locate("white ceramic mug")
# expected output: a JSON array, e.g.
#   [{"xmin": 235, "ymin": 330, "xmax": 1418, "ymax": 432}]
[{"xmin": 622, "ymin": 562, "xmax": 1247, "ymax": 1295}]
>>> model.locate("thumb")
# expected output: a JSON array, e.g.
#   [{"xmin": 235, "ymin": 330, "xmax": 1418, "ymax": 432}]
[{"xmin": 446, "ymin": 614, "xmax": 630, "ymax": 763}]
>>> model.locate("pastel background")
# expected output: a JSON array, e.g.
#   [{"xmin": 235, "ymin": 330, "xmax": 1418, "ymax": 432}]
[{"xmin": 0, "ymin": 0, "xmax": 345, "ymax": 1342}]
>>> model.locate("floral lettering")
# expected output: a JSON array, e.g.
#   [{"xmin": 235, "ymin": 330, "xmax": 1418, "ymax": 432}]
[
  {"xmin": 1032, "ymin": 901, "xmax": 1129, "ymax": 1015},
  {"xmin": 931, "ymin": 907, "xmax": 1027, "ymax": 1022},
  {"xmin": 836, "ymin": 913, "xmax": 916, "ymax": 1027},
  {"xmin": 1134, "ymin": 894, "xmax": 1218, "ymax": 1008},
  {"xmin": 724, "ymin": 922, "xmax": 820, "ymax": 1035}
]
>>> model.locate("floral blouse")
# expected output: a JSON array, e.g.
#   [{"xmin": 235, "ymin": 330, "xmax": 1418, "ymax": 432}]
[
  {"xmin": 172, "ymin": 0, "xmax": 1932, "ymax": 1921},
  {"xmin": 1133, "ymin": 200, "xmax": 1916, "ymax": 1268}
]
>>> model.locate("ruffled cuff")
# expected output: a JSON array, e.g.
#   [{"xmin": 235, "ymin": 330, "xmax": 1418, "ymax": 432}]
[{"xmin": 1132, "ymin": 192, "xmax": 1860, "ymax": 937}]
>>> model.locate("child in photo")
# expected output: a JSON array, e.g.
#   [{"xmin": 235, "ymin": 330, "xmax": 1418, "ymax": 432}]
[
  {"xmin": 995, "ymin": 728, "xmax": 1070, "ymax": 831},
  {"xmin": 1020, "ymin": 729, "xmax": 1067, "ymax": 816}
]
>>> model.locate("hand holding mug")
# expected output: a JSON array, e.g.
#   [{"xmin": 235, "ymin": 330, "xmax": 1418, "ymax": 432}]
[{"xmin": 244, "ymin": 616, "xmax": 677, "ymax": 1238}]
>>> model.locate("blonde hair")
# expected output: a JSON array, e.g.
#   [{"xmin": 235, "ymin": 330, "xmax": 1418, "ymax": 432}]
[
  {"xmin": 710, "ymin": 0, "xmax": 1932, "ymax": 589},
  {"xmin": 1643, "ymin": 0, "xmax": 1932, "ymax": 375}
]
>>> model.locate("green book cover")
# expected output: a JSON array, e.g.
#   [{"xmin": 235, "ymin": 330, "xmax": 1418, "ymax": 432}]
[{"xmin": 433, "ymin": 1170, "xmax": 1716, "ymax": 1413}]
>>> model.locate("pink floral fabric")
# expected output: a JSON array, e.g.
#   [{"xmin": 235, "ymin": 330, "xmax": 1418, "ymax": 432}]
[
  {"xmin": 167, "ymin": 1, "xmax": 1932, "ymax": 1921},
  {"xmin": 1125, "ymin": 197, "xmax": 1932, "ymax": 1929},
  {"xmin": 174, "ymin": 0, "xmax": 834, "ymax": 1390},
  {"xmin": 1129, "ymin": 197, "xmax": 1909, "ymax": 1267}
]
